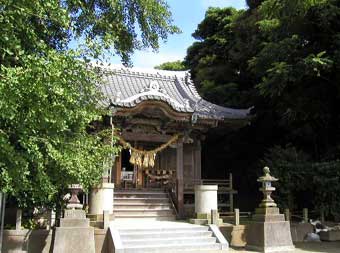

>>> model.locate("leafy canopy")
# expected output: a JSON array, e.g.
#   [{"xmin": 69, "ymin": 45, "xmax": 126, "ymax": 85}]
[
  {"xmin": 186, "ymin": 0, "xmax": 340, "ymax": 218},
  {"xmin": 154, "ymin": 60, "xmax": 187, "ymax": 71},
  {"xmin": 0, "ymin": 0, "xmax": 178, "ymax": 208}
]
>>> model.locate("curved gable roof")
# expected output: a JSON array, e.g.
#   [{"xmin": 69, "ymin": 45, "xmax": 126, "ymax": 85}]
[{"xmin": 97, "ymin": 65, "xmax": 251, "ymax": 121}]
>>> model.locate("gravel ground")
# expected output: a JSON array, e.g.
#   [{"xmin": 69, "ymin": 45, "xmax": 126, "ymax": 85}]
[{"xmin": 229, "ymin": 242, "xmax": 340, "ymax": 253}]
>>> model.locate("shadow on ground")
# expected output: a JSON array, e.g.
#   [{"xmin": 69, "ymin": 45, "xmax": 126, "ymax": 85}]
[
  {"xmin": 230, "ymin": 242, "xmax": 340, "ymax": 253},
  {"xmin": 294, "ymin": 242, "xmax": 340, "ymax": 253}
]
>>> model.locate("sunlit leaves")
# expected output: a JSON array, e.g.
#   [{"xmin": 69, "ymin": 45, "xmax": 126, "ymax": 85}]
[{"xmin": 0, "ymin": 0, "xmax": 175, "ymax": 207}]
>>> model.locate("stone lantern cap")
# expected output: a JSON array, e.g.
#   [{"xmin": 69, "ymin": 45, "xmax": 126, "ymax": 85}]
[{"xmin": 257, "ymin": 166, "xmax": 278, "ymax": 183}]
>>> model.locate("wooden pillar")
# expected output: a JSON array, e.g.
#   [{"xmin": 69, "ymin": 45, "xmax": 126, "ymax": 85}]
[
  {"xmin": 194, "ymin": 140, "xmax": 202, "ymax": 181},
  {"xmin": 114, "ymin": 152, "xmax": 122, "ymax": 187},
  {"xmin": 176, "ymin": 140, "xmax": 184, "ymax": 218},
  {"xmin": 229, "ymin": 173, "xmax": 234, "ymax": 212}
]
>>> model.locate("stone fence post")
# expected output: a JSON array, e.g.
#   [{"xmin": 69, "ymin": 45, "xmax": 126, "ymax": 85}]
[
  {"xmin": 16, "ymin": 209, "xmax": 22, "ymax": 230},
  {"xmin": 303, "ymin": 208, "xmax": 308, "ymax": 223},
  {"xmin": 284, "ymin": 209, "xmax": 290, "ymax": 221},
  {"xmin": 234, "ymin": 209, "xmax": 240, "ymax": 226}
]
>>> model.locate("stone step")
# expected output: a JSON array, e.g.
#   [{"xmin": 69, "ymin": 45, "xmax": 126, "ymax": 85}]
[
  {"xmin": 114, "ymin": 197, "xmax": 170, "ymax": 204},
  {"xmin": 115, "ymin": 188, "xmax": 166, "ymax": 192},
  {"xmin": 113, "ymin": 209, "xmax": 174, "ymax": 216},
  {"xmin": 118, "ymin": 225, "xmax": 209, "ymax": 233},
  {"xmin": 123, "ymin": 242, "xmax": 221, "ymax": 253},
  {"xmin": 120, "ymin": 230, "xmax": 212, "ymax": 240},
  {"xmin": 114, "ymin": 204, "xmax": 172, "ymax": 210},
  {"xmin": 122, "ymin": 236, "xmax": 216, "ymax": 246},
  {"xmin": 114, "ymin": 193, "xmax": 169, "ymax": 199},
  {"xmin": 114, "ymin": 216, "xmax": 176, "ymax": 221}
]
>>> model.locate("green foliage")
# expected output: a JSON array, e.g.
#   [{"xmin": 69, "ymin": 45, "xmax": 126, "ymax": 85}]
[
  {"xmin": 0, "ymin": 50, "xmax": 119, "ymax": 208},
  {"xmin": 186, "ymin": 1, "xmax": 340, "ymax": 215},
  {"xmin": 262, "ymin": 145, "xmax": 340, "ymax": 220},
  {"xmin": 246, "ymin": 0, "xmax": 265, "ymax": 9},
  {"xmin": 261, "ymin": 146, "xmax": 311, "ymax": 209},
  {"xmin": 185, "ymin": 7, "xmax": 258, "ymax": 108},
  {"xmin": 154, "ymin": 60, "xmax": 187, "ymax": 71},
  {"xmin": 0, "ymin": 0, "xmax": 178, "ymax": 208},
  {"xmin": 0, "ymin": 0, "xmax": 179, "ymax": 65}
]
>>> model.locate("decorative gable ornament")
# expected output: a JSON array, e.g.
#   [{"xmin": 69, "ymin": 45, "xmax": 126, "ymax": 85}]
[
  {"xmin": 140, "ymin": 80, "xmax": 166, "ymax": 94},
  {"xmin": 149, "ymin": 80, "xmax": 160, "ymax": 91}
]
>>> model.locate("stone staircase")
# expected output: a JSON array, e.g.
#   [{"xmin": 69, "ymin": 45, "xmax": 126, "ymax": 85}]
[
  {"xmin": 113, "ymin": 188, "xmax": 176, "ymax": 220},
  {"xmin": 109, "ymin": 189, "xmax": 229, "ymax": 252},
  {"xmin": 110, "ymin": 222, "xmax": 228, "ymax": 253}
]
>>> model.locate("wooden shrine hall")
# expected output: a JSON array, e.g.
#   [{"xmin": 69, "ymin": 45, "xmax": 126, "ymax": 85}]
[{"xmin": 97, "ymin": 66, "xmax": 251, "ymax": 217}]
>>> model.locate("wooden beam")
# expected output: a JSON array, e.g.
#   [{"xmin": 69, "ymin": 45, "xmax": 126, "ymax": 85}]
[
  {"xmin": 176, "ymin": 140, "xmax": 184, "ymax": 218},
  {"xmin": 121, "ymin": 132, "xmax": 173, "ymax": 143}
]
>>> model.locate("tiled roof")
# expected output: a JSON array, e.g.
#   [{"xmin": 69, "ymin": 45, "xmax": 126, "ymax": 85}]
[{"xmin": 97, "ymin": 65, "xmax": 251, "ymax": 121}]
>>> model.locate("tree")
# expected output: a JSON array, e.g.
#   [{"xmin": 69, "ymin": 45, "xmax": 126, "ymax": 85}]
[
  {"xmin": 186, "ymin": 1, "xmax": 340, "ymax": 217},
  {"xmin": 154, "ymin": 60, "xmax": 187, "ymax": 71},
  {"xmin": 185, "ymin": 7, "xmax": 259, "ymax": 108},
  {"xmin": 0, "ymin": 0, "xmax": 178, "ymax": 208}
]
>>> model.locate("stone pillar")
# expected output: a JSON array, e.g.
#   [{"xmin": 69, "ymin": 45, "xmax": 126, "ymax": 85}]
[
  {"xmin": 89, "ymin": 183, "xmax": 114, "ymax": 215},
  {"xmin": 176, "ymin": 140, "xmax": 184, "ymax": 218},
  {"xmin": 190, "ymin": 185, "xmax": 222, "ymax": 225},
  {"xmin": 211, "ymin": 209, "xmax": 219, "ymax": 225},
  {"xmin": 246, "ymin": 167, "xmax": 294, "ymax": 252},
  {"xmin": 195, "ymin": 185, "xmax": 218, "ymax": 217}
]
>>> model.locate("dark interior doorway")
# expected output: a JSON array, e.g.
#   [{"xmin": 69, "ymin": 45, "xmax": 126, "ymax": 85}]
[{"xmin": 121, "ymin": 149, "xmax": 134, "ymax": 172}]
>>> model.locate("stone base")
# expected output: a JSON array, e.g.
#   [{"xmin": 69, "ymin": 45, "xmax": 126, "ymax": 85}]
[
  {"xmin": 53, "ymin": 227, "xmax": 95, "ymax": 253},
  {"xmin": 231, "ymin": 225, "xmax": 247, "ymax": 247},
  {"xmin": 190, "ymin": 212, "xmax": 223, "ymax": 225},
  {"xmin": 253, "ymin": 207, "xmax": 286, "ymax": 222},
  {"xmin": 60, "ymin": 218, "xmax": 90, "ymax": 227},
  {"xmin": 189, "ymin": 218, "xmax": 223, "ymax": 225},
  {"xmin": 53, "ymin": 209, "xmax": 95, "ymax": 253},
  {"xmin": 246, "ymin": 221, "xmax": 295, "ymax": 253}
]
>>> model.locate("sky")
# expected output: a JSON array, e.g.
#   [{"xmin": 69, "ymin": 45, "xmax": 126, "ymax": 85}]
[{"xmin": 109, "ymin": 0, "xmax": 247, "ymax": 68}]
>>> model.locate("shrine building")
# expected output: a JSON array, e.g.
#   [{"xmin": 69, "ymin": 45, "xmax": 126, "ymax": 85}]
[{"xmin": 89, "ymin": 65, "xmax": 252, "ymax": 219}]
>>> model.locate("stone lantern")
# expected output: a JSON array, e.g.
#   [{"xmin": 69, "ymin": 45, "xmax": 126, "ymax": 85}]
[
  {"xmin": 66, "ymin": 184, "xmax": 83, "ymax": 210},
  {"xmin": 53, "ymin": 184, "xmax": 95, "ymax": 253},
  {"xmin": 257, "ymin": 166, "xmax": 278, "ymax": 208},
  {"xmin": 246, "ymin": 167, "xmax": 294, "ymax": 253}
]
